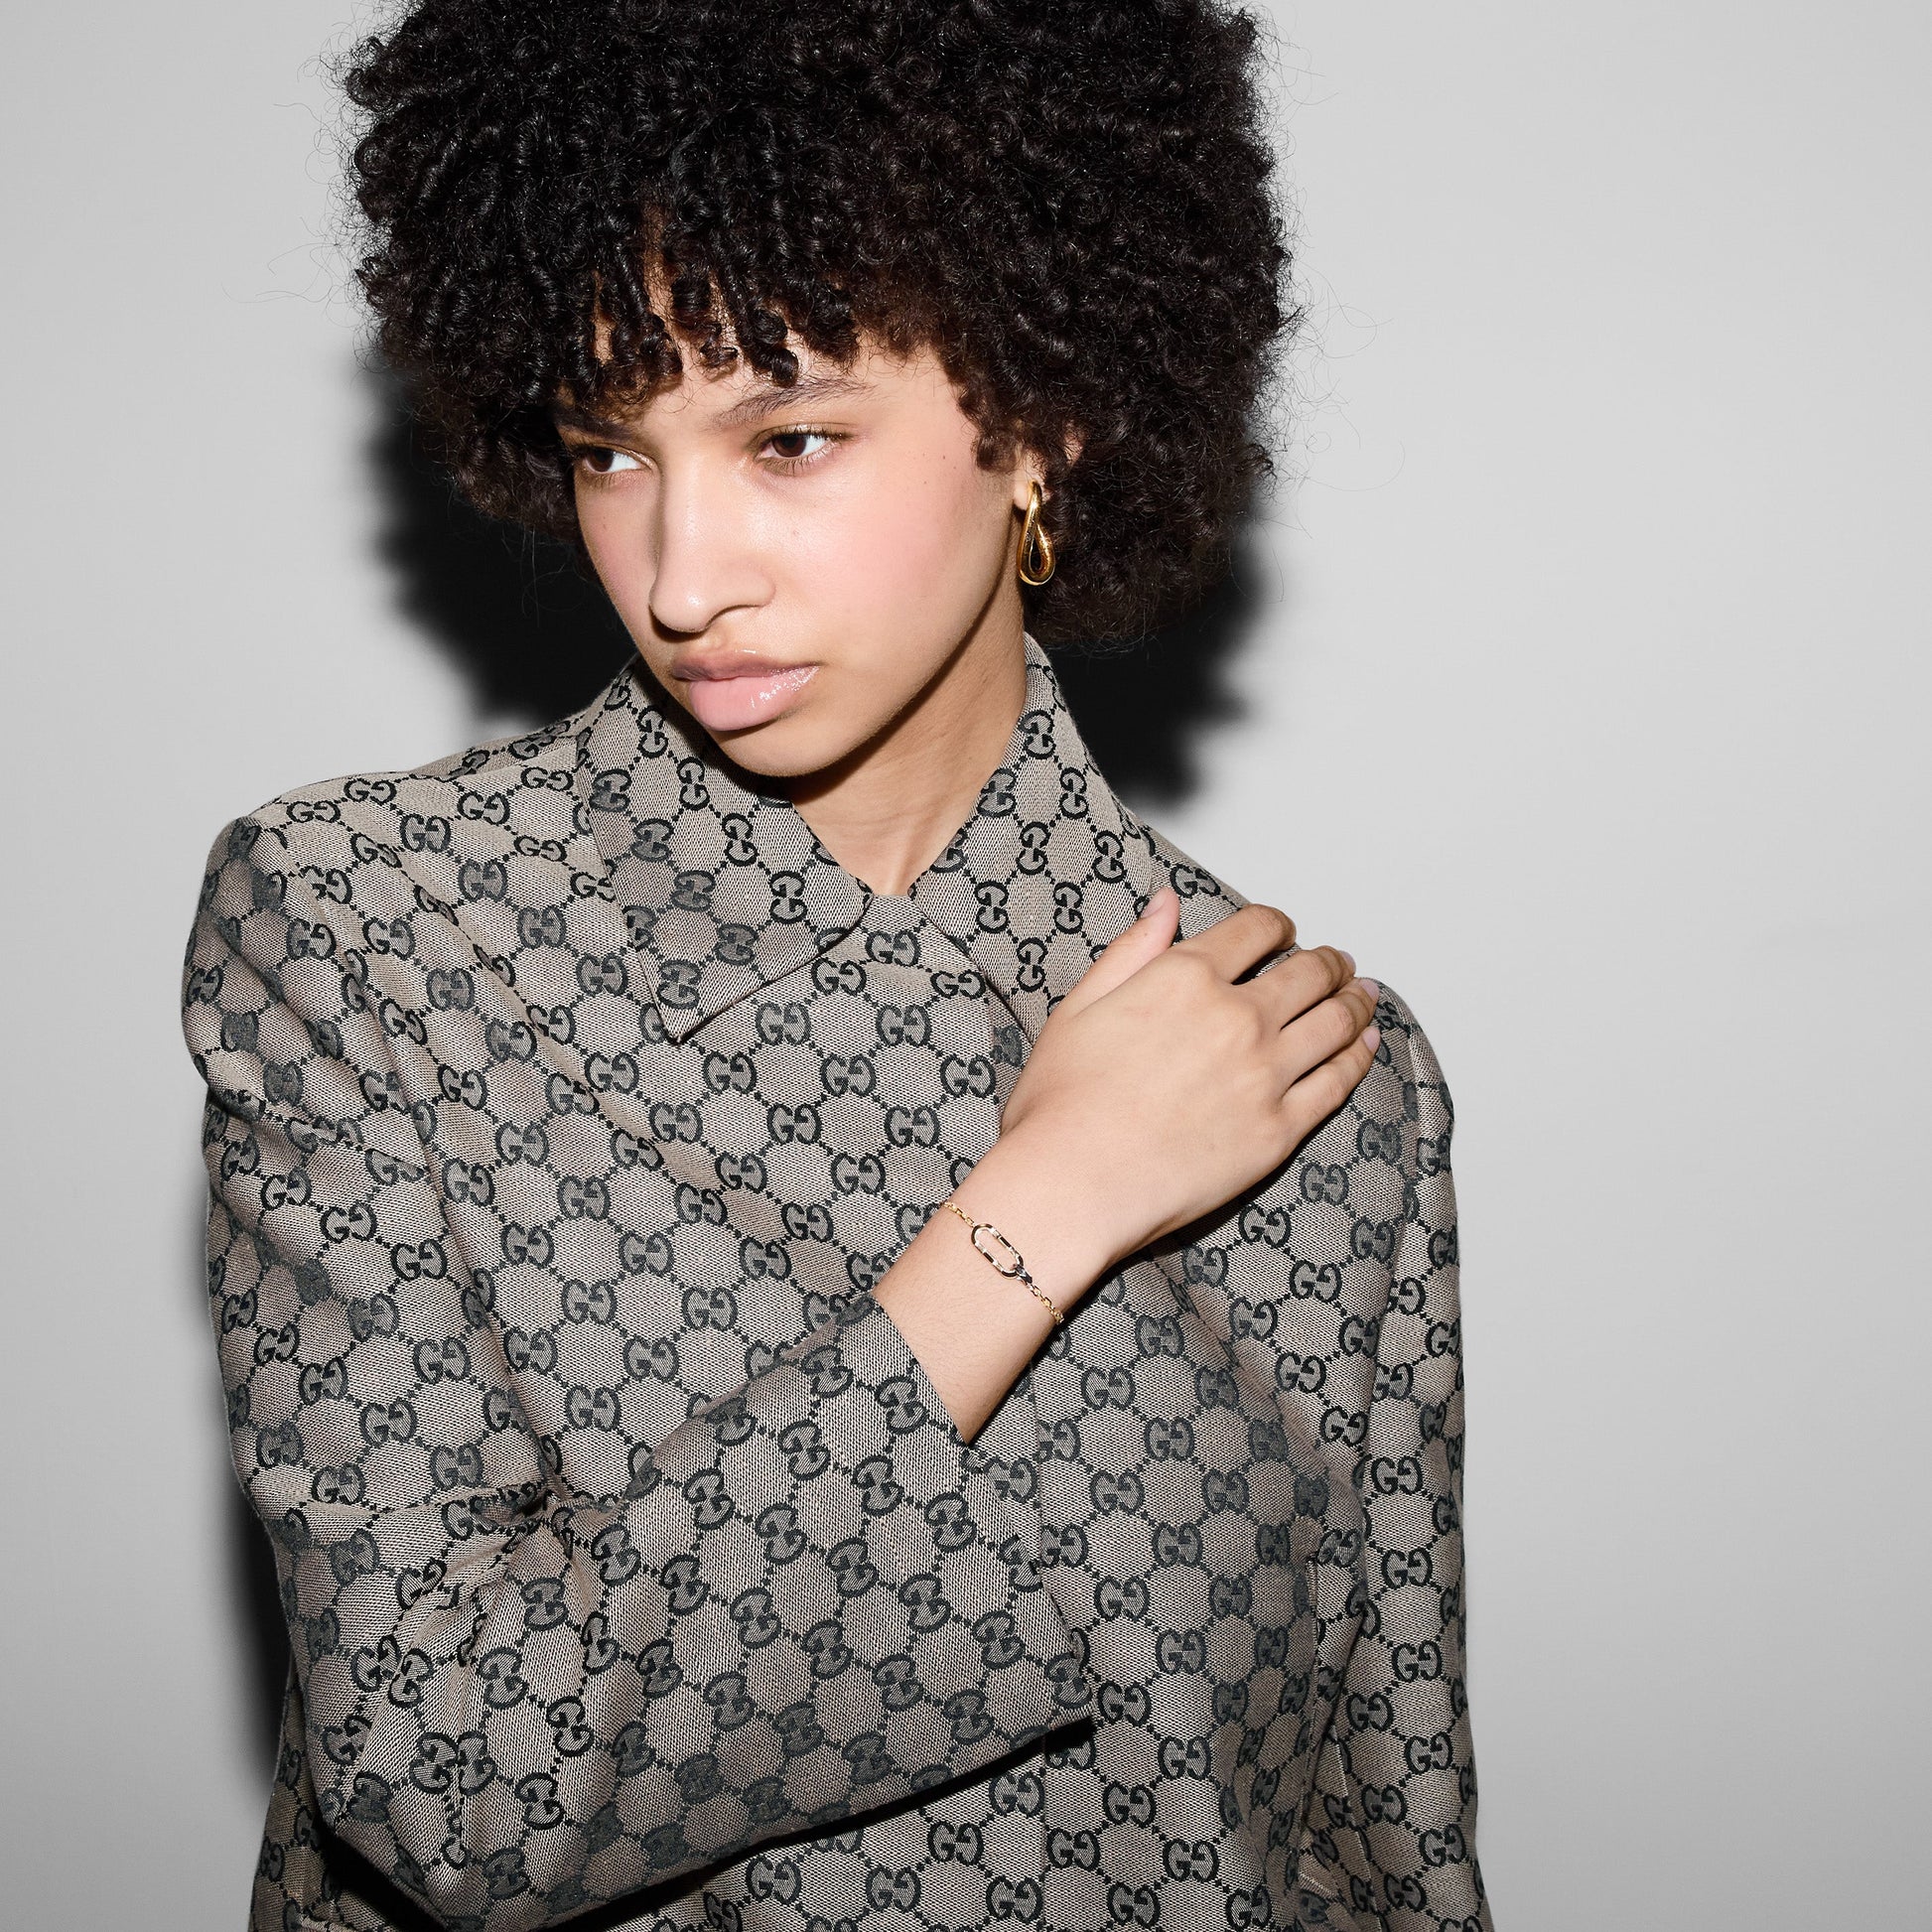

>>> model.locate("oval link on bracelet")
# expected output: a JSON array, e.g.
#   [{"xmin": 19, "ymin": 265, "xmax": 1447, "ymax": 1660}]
[{"xmin": 936, "ymin": 1198, "xmax": 1064, "ymax": 1326}]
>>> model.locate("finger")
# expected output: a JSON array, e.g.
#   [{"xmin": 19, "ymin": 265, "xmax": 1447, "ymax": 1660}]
[
  {"xmin": 1173, "ymin": 901, "xmax": 1299, "ymax": 983},
  {"xmin": 1272, "ymin": 978, "xmax": 1380, "ymax": 1091},
  {"xmin": 1242, "ymin": 942, "xmax": 1362, "ymax": 1032},
  {"xmin": 1054, "ymin": 885, "xmax": 1181, "ymax": 1020},
  {"xmin": 1281, "ymin": 1020, "xmax": 1383, "ymax": 1140}
]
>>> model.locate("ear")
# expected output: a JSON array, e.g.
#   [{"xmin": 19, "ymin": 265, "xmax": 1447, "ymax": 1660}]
[{"xmin": 1009, "ymin": 430, "xmax": 1085, "ymax": 513}]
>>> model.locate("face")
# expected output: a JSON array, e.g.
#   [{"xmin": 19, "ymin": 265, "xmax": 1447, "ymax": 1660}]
[{"xmin": 554, "ymin": 332, "xmax": 1040, "ymax": 780}]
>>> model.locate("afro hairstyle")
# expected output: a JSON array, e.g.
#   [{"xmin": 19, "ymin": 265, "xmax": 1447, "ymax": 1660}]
[{"xmin": 342, "ymin": 0, "xmax": 1296, "ymax": 644}]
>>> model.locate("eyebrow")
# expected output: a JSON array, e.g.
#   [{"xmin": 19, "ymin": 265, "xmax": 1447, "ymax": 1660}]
[
  {"xmin": 715, "ymin": 372, "xmax": 872, "ymax": 426},
  {"xmin": 552, "ymin": 372, "xmax": 874, "ymax": 440}
]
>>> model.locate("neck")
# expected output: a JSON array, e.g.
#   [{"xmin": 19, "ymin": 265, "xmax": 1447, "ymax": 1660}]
[{"xmin": 784, "ymin": 599, "xmax": 1029, "ymax": 897}]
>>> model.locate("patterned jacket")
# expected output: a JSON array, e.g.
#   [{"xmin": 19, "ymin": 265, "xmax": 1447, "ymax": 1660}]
[{"xmin": 182, "ymin": 632, "xmax": 1490, "ymax": 1932}]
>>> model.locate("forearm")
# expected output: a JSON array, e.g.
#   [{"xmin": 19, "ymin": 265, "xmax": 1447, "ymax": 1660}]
[
  {"xmin": 870, "ymin": 1125, "xmax": 1119, "ymax": 1441},
  {"xmin": 290, "ymin": 1294, "xmax": 1084, "ymax": 1921}
]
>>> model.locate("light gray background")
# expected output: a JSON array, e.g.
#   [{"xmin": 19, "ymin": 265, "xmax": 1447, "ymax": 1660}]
[{"xmin": 3, "ymin": 3, "xmax": 1925, "ymax": 1924}]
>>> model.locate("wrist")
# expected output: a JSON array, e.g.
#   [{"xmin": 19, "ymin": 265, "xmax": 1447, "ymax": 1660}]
[{"xmin": 948, "ymin": 1129, "xmax": 1127, "ymax": 1312}]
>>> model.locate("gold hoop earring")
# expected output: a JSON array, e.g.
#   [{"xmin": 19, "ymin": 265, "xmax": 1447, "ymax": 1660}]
[{"xmin": 1017, "ymin": 480, "xmax": 1056, "ymax": 588}]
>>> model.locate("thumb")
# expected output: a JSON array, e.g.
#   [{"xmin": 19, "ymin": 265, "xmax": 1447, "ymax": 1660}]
[{"xmin": 1054, "ymin": 885, "xmax": 1180, "ymax": 1020}]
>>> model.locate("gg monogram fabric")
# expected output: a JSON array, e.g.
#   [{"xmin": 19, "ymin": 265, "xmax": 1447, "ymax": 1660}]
[{"xmin": 182, "ymin": 633, "xmax": 1489, "ymax": 1932}]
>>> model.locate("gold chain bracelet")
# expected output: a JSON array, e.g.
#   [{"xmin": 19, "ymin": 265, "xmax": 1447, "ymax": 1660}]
[{"xmin": 937, "ymin": 1199, "xmax": 1063, "ymax": 1326}]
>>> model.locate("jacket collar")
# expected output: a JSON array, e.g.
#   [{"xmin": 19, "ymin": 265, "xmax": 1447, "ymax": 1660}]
[{"xmin": 577, "ymin": 632, "xmax": 1167, "ymax": 1043}]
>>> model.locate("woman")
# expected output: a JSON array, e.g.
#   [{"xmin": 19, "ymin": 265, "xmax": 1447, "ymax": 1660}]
[{"xmin": 181, "ymin": 3, "xmax": 1489, "ymax": 1928}]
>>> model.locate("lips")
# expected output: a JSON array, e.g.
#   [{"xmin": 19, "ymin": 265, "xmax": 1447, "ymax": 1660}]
[{"xmin": 674, "ymin": 661, "xmax": 818, "ymax": 732}]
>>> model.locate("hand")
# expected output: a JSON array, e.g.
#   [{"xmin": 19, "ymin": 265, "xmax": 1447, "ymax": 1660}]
[{"xmin": 991, "ymin": 885, "xmax": 1380, "ymax": 1282}]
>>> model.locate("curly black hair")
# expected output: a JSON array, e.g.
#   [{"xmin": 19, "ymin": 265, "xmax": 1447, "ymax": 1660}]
[{"xmin": 340, "ymin": 0, "xmax": 1295, "ymax": 645}]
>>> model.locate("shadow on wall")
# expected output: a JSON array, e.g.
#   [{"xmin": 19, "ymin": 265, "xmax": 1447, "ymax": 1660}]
[
  {"xmin": 357, "ymin": 366, "xmax": 1271, "ymax": 807},
  {"xmin": 214, "ymin": 367, "xmax": 1284, "ymax": 1782}
]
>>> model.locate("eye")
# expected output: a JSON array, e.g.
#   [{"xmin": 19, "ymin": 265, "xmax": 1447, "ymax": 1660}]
[
  {"xmin": 759, "ymin": 427, "xmax": 839, "ymax": 470},
  {"xmin": 572, "ymin": 444, "xmax": 642, "ymax": 478}
]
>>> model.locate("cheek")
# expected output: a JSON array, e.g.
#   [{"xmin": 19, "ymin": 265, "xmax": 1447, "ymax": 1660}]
[
  {"xmin": 575, "ymin": 488, "xmax": 651, "ymax": 615},
  {"xmin": 805, "ymin": 445, "xmax": 1009, "ymax": 631}
]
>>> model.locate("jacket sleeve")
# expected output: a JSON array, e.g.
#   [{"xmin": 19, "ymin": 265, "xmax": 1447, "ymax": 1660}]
[
  {"xmin": 1306, "ymin": 1000, "xmax": 1491, "ymax": 1932},
  {"xmin": 184, "ymin": 815, "xmax": 1086, "ymax": 1931}
]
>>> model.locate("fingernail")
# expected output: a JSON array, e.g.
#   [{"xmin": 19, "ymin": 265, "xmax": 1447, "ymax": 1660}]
[
  {"xmin": 1137, "ymin": 887, "xmax": 1171, "ymax": 920},
  {"xmin": 1363, "ymin": 1024, "xmax": 1382, "ymax": 1051},
  {"xmin": 1338, "ymin": 949, "xmax": 1356, "ymax": 974},
  {"xmin": 1358, "ymin": 977, "xmax": 1380, "ymax": 1001}
]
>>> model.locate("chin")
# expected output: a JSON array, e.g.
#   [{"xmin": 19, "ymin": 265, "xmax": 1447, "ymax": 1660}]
[{"xmin": 694, "ymin": 713, "xmax": 867, "ymax": 783}]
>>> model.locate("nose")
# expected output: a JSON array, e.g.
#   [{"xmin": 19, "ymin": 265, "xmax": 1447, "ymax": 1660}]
[{"xmin": 645, "ymin": 460, "xmax": 773, "ymax": 637}]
